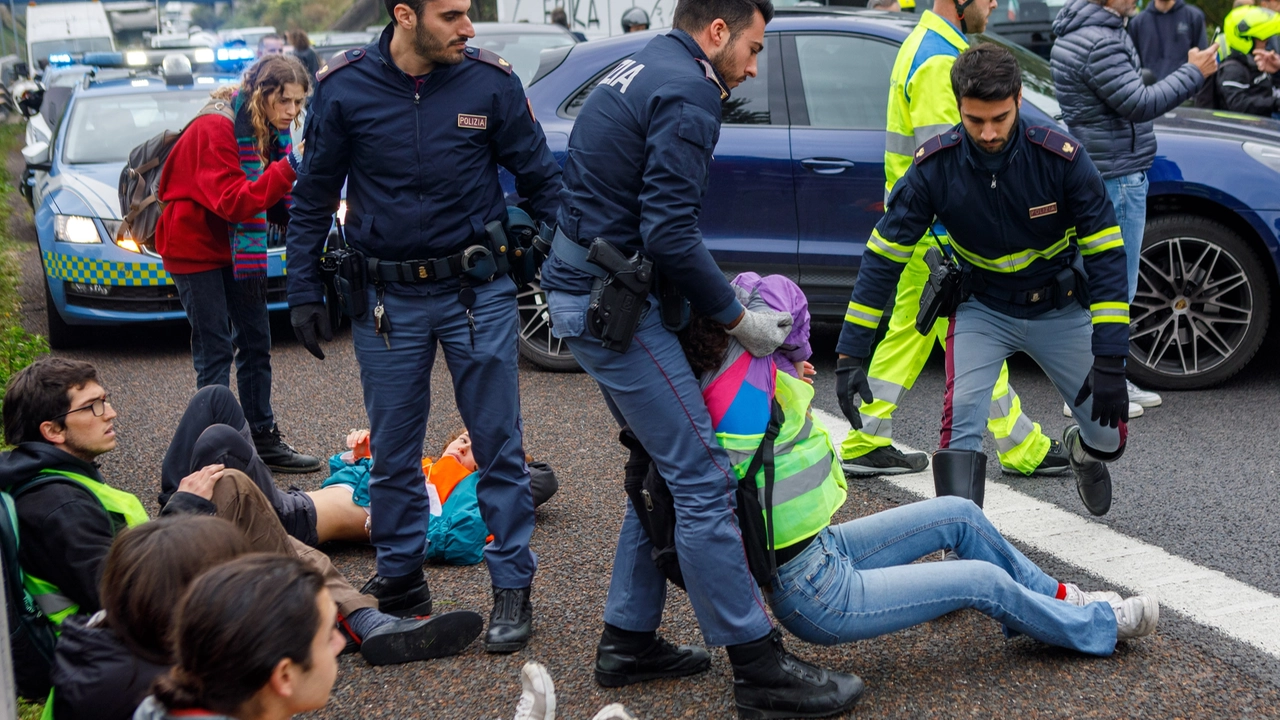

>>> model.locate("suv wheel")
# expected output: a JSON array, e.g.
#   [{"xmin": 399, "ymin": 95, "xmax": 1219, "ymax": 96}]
[
  {"xmin": 516, "ymin": 278, "xmax": 580, "ymax": 372},
  {"xmin": 44, "ymin": 282, "xmax": 79, "ymax": 350},
  {"xmin": 1127, "ymin": 214, "xmax": 1270, "ymax": 390}
]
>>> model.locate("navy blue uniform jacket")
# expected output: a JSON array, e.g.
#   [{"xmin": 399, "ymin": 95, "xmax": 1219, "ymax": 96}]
[
  {"xmin": 837, "ymin": 119, "xmax": 1129, "ymax": 359},
  {"xmin": 539, "ymin": 30, "xmax": 744, "ymax": 324},
  {"xmin": 285, "ymin": 24, "xmax": 562, "ymax": 306}
]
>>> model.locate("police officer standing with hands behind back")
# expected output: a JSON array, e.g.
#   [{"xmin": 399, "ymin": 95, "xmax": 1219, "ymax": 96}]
[
  {"xmin": 540, "ymin": 0, "xmax": 864, "ymax": 716},
  {"xmin": 837, "ymin": 44, "xmax": 1131, "ymax": 520},
  {"xmin": 285, "ymin": 0, "xmax": 561, "ymax": 653}
]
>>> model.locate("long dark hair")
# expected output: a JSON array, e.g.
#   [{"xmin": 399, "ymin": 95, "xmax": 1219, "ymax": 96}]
[
  {"xmin": 101, "ymin": 516, "xmax": 250, "ymax": 665},
  {"xmin": 153, "ymin": 554, "xmax": 325, "ymax": 714},
  {"xmin": 212, "ymin": 54, "xmax": 310, "ymax": 163},
  {"xmin": 679, "ymin": 314, "xmax": 731, "ymax": 374}
]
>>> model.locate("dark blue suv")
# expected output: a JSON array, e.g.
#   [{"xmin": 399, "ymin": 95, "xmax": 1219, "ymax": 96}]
[{"xmin": 512, "ymin": 8, "xmax": 1280, "ymax": 390}]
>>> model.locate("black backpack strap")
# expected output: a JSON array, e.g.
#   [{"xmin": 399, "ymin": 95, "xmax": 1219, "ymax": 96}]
[{"xmin": 740, "ymin": 399, "xmax": 786, "ymax": 581}]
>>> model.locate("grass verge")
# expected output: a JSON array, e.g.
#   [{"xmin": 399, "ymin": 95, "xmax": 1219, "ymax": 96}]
[{"xmin": 0, "ymin": 120, "xmax": 48, "ymax": 394}]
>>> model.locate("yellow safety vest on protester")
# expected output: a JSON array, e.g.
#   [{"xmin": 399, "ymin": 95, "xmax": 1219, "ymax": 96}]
[{"xmin": 717, "ymin": 372, "xmax": 847, "ymax": 550}]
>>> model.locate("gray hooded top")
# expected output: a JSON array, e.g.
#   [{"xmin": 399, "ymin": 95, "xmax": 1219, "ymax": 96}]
[{"xmin": 1050, "ymin": 0, "xmax": 1203, "ymax": 178}]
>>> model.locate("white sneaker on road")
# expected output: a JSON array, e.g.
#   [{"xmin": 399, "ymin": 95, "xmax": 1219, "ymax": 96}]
[
  {"xmin": 1062, "ymin": 402, "xmax": 1143, "ymax": 418},
  {"xmin": 591, "ymin": 705, "xmax": 639, "ymax": 720},
  {"xmin": 514, "ymin": 662, "xmax": 555, "ymax": 720},
  {"xmin": 1061, "ymin": 582, "xmax": 1122, "ymax": 608},
  {"xmin": 1126, "ymin": 380, "xmax": 1162, "ymax": 408},
  {"xmin": 1114, "ymin": 595, "xmax": 1160, "ymax": 640}
]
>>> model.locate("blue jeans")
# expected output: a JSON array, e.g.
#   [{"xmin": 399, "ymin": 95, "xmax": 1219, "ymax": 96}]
[
  {"xmin": 943, "ymin": 300, "xmax": 1122, "ymax": 455},
  {"xmin": 1104, "ymin": 171, "xmax": 1148, "ymax": 303},
  {"xmin": 546, "ymin": 290, "xmax": 773, "ymax": 647},
  {"xmin": 352, "ymin": 276, "xmax": 536, "ymax": 586},
  {"xmin": 769, "ymin": 496, "xmax": 1120, "ymax": 656},
  {"xmin": 171, "ymin": 267, "xmax": 274, "ymax": 434}
]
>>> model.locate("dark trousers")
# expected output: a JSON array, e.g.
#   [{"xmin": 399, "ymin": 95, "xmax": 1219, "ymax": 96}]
[
  {"xmin": 170, "ymin": 266, "xmax": 275, "ymax": 435},
  {"xmin": 161, "ymin": 385, "xmax": 318, "ymax": 546}
]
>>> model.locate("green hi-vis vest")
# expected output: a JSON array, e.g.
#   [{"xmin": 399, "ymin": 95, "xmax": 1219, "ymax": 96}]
[
  {"xmin": 717, "ymin": 371, "xmax": 848, "ymax": 550},
  {"xmin": 20, "ymin": 469, "xmax": 148, "ymax": 626}
]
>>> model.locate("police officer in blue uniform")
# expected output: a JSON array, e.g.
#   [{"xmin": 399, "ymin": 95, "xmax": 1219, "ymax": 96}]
[
  {"xmin": 285, "ymin": 0, "xmax": 561, "ymax": 653},
  {"xmin": 539, "ymin": 0, "xmax": 864, "ymax": 715},
  {"xmin": 836, "ymin": 44, "xmax": 1131, "ymax": 519}
]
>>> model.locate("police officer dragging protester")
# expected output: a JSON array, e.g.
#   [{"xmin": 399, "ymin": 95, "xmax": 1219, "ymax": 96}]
[
  {"xmin": 285, "ymin": 0, "xmax": 561, "ymax": 652},
  {"xmin": 840, "ymin": 0, "xmax": 1072, "ymax": 482},
  {"xmin": 539, "ymin": 0, "xmax": 864, "ymax": 716},
  {"xmin": 836, "ymin": 44, "xmax": 1130, "ymax": 518}
]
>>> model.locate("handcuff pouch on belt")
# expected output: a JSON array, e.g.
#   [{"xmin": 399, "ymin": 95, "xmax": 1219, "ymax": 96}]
[
  {"xmin": 585, "ymin": 238, "xmax": 653, "ymax": 353},
  {"xmin": 654, "ymin": 269, "xmax": 690, "ymax": 332},
  {"xmin": 916, "ymin": 228, "xmax": 968, "ymax": 335},
  {"xmin": 319, "ymin": 232, "xmax": 368, "ymax": 320},
  {"xmin": 500, "ymin": 207, "xmax": 553, "ymax": 287}
]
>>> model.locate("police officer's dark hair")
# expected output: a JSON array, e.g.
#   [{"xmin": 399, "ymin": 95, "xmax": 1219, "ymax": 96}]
[
  {"xmin": 3, "ymin": 357, "xmax": 100, "ymax": 446},
  {"xmin": 951, "ymin": 44, "xmax": 1022, "ymax": 103},
  {"xmin": 152, "ymin": 554, "xmax": 326, "ymax": 714},
  {"xmin": 385, "ymin": 0, "xmax": 429, "ymax": 18},
  {"xmin": 673, "ymin": 0, "xmax": 775, "ymax": 37}
]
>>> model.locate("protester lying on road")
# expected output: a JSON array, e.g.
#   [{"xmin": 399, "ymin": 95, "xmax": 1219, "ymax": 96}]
[
  {"xmin": 676, "ymin": 275, "xmax": 1158, "ymax": 657},
  {"xmin": 309, "ymin": 428, "xmax": 560, "ymax": 546}
]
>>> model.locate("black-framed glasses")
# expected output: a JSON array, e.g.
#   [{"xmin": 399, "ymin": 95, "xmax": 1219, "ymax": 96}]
[{"xmin": 52, "ymin": 396, "xmax": 110, "ymax": 421}]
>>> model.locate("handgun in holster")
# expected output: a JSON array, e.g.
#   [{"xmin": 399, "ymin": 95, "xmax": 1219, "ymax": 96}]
[
  {"xmin": 585, "ymin": 239, "xmax": 653, "ymax": 353},
  {"xmin": 916, "ymin": 245, "xmax": 966, "ymax": 335},
  {"xmin": 319, "ymin": 225, "xmax": 368, "ymax": 319}
]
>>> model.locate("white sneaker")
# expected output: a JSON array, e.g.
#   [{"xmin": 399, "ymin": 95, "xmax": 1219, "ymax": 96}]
[
  {"xmin": 591, "ymin": 704, "xmax": 639, "ymax": 720},
  {"xmin": 1062, "ymin": 401, "xmax": 1143, "ymax": 418},
  {"xmin": 514, "ymin": 662, "xmax": 556, "ymax": 720},
  {"xmin": 1126, "ymin": 380, "xmax": 1162, "ymax": 408},
  {"xmin": 1114, "ymin": 595, "xmax": 1160, "ymax": 640},
  {"xmin": 1061, "ymin": 582, "xmax": 1122, "ymax": 607}
]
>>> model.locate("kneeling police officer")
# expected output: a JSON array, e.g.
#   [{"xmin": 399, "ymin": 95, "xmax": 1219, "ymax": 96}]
[
  {"xmin": 285, "ymin": 0, "xmax": 561, "ymax": 652},
  {"xmin": 539, "ymin": 0, "xmax": 864, "ymax": 716},
  {"xmin": 836, "ymin": 44, "xmax": 1130, "ymax": 518}
]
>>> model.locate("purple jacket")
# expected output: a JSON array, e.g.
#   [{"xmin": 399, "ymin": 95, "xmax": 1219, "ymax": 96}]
[{"xmin": 730, "ymin": 272, "xmax": 812, "ymax": 377}]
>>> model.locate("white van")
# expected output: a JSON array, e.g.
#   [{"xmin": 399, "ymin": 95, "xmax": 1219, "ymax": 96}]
[{"xmin": 25, "ymin": 2, "xmax": 116, "ymax": 73}]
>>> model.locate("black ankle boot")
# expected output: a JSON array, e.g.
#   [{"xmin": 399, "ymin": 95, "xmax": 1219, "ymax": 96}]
[
  {"xmin": 727, "ymin": 630, "xmax": 863, "ymax": 720},
  {"xmin": 360, "ymin": 571, "xmax": 432, "ymax": 618},
  {"xmin": 595, "ymin": 623, "xmax": 712, "ymax": 687},
  {"xmin": 931, "ymin": 449, "xmax": 988, "ymax": 507},
  {"xmin": 485, "ymin": 586, "xmax": 532, "ymax": 653}
]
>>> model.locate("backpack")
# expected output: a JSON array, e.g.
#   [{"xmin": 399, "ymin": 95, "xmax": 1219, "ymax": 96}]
[
  {"xmin": 0, "ymin": 477, "xmax": 62, "ymax": 700},
  {"xmin": 117, "ymin": 98, "xmax": 235, "ymax": 250}
]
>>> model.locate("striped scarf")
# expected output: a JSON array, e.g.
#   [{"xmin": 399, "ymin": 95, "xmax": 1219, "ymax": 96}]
[{"xmin": 231, "ymin": 90, "xmax": 292, "ymax": 296}]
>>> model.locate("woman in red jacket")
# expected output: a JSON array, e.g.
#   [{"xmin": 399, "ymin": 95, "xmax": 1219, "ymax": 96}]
[{"xmin": 156, "ymin": 55, "xmax": 319, "ymax": 473}]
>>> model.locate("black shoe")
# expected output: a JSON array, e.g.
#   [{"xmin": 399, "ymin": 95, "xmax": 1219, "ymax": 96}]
[
  {"xmin": 931, "ymin": 448, "xmax": 987, "ymax": 508},
  {"xmin": 727, "ymin": 630, "xmax": 863, "ymax": 720},
  {"xmin": 1001, "ymin": 439, "xmax": 1072, "ymax": 477},
  {"xmin": 359, "ymin": 611, "xmax": 484, "ymax": 666},
  {"xmin": 360, "ymin": 572, "xmax": 433, "ymax": 618},
  {"xmin": 840, "ymin": 445, "xmax": 928, "ymax": 477},
  {"xmin": 486, "ymin": 586, "xmax": 532, "ymax": 653},
  {"xmin": 253, "ymin": 424, "xmax": 323, "ymax": 474},
  {"xmin": 595, "ymin": 624, "xmax": 712, "ymax": 687},
  {"xmin": 1065, "ymin": 426, "xmax": 1111, "ymax": 516}
]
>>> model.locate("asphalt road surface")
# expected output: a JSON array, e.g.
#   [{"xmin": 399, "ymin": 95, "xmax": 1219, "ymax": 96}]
[{"xmin": 12, "ymin": 198, "xmax": 1280, "ymax": 718}]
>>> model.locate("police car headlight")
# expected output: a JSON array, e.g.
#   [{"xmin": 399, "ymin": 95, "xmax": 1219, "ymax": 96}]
[
  {"xmin": 54, "ymin": 215, "xmax": 102, "ymax": 244},
  {"xmin": 1243, "ymin": 142, "xmax": 1280, "ymax": 174},
  {"xmin": 194, "ymin": 48, "xmax": 215, "ymax": 64}
]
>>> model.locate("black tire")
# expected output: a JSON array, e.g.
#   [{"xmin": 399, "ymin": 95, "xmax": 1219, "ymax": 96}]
[
  {"xmin": 516, "ymin": 277, "xmax": 581, "ymax": 372},
  {"xmin": 44, "ymin": 282, "xmax": 79, "ymax": 350},
  {"xmin": 1127, "ymin": 214, "xmax": 1271, "ymax": 390}
]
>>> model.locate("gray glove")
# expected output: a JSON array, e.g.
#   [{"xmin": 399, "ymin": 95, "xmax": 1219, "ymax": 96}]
[{"xmin": 726, "ymin": 308, "xmax": 794, "ymax": 358}]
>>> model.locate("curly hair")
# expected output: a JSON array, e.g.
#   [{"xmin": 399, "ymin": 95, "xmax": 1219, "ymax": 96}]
[
  {"xmin": 212, "ymin": 54, "xmax": 310, "ymax": 164},
  {"xmin": 678, "ymin": 314, "xmax": 731, "ymax": 374}
]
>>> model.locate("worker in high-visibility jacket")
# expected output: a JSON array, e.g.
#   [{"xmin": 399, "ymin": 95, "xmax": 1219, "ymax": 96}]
[{"xmin": 838, "ymin": 0, "xmax": 1070, "ymax": 479}]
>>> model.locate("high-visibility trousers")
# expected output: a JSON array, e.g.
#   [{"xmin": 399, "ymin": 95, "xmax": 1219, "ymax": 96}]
[{"xmin": 839, "ymin": 235, "xmax": 1051, "ymax": 474}]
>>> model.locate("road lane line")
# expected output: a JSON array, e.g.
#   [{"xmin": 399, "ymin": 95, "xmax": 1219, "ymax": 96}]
[{"xmin": 812, "ymin": 407, "xmax": 1280, "ymax": 660}]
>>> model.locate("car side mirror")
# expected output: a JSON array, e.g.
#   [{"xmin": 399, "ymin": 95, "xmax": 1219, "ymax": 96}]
[{"xmin": 22, "ymin": 141, "xmax": 52, "ymax": 172}]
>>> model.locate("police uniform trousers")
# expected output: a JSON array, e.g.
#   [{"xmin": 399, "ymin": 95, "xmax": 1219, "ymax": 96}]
[
  {"xmin": 352, "ymin": 276, "xmax": 537, "ymax": 586},
  {"xmin": 941, "ymin": 299, "xmax": 1123, "ymax": 456},
  {"xmin": 841, "ymin": 235, "xmax": 1051, "ymax": 474},
  {"xmin": 546, "ymin": 290, "xmax": 774, "ymax": 647}
]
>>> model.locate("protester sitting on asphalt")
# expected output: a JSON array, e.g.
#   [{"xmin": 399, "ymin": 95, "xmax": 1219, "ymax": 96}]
[
  {"xmin": 0, "ymin": 357, "xmax": 483, "ymax": 676},
  {"xmin": 311, "ymin": 428, "xmax": 560, "ymax": 544},
  {"xmin": 48, "ymin": 516, "xmax": 251, "ymax": 720},
  {"xmin": 677, "ymin": 275, "xmax": 1159, "ymax": 658},
  {"xmin": 154, "ymin": 53, "xmax": 320, "ymax": 474}
]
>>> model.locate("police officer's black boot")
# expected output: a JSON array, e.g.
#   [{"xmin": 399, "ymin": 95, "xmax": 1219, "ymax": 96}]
[
  {"xmin": 360, "ymin": 571, "xmax": 432, "ymax": 618},
  {"xmin": 1064, "ymin": 425, "xmax": 1116, "ymax": 516},
  {"xmin": 726, "ymin": 630, "xmax": 864, "ymax": 720},
  {"xmin": 485, "ymin": 585, "xmax": 532, "ymax": 653},
  {"xmin": 253, "ymin": 423, "xmax": 323, "ymax": 474},
  {"xmin": 931, "ymin": 449, "xmax": 988, "ymax": 508},
  {"xmin": 594, "ymin": 623, "xmax": 711, "ymax": 687}
]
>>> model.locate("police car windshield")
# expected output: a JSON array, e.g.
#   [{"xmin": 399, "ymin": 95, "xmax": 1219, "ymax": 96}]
[
  {"xmin": 63, "ymin": 90, "xmax": 212, "ymax": 165},
  {"xmin": 468, "ymin": 33, "xmax": 577, "ymax": 86},
  {"xmin": 971, "ymin": 31, "xmax": 1062, "ymax": 120}
]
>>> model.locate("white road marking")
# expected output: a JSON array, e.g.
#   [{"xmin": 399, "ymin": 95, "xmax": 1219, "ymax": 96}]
[{"xmin": 812, "ymin": 407, "xmax": 1280, "ymax": 659}]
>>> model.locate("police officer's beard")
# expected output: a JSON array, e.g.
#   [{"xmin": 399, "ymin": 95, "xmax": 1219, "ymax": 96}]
[
  {"xmin": 709, "ymin": 37, "xmax": 745, "ymax": 88},
  {"xmin": 414, "ymin": 23, "xmax": 466, "ymax": 65},
  {"xmin": 979, "ymin": 107, "xmax": 1020, "ymax": 154}
]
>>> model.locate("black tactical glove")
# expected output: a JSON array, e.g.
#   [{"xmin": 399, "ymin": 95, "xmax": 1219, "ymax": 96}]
[
  {"xmin": 1073, "ymin": 355, "xmax": 1128, "ymax": 429},
  {"xmin": 291, "ymin": 302, "xmax": 332, "ymax": 360},
  {"xmin": 835, "ymin": 356, "xmax": 873, "ymax": 429}
]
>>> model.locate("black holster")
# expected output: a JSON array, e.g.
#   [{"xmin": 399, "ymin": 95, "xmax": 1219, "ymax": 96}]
[
  {"xmin": 585, "ymin": 239, "xmax": 653, "ymax": 353},
  {"xmin": 916, "ymin": 245, "xmax": 967, "ymax": 334},
  {"xmin": 320, "ymin": 245, "xmax": 367, "ymax": 319}
]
